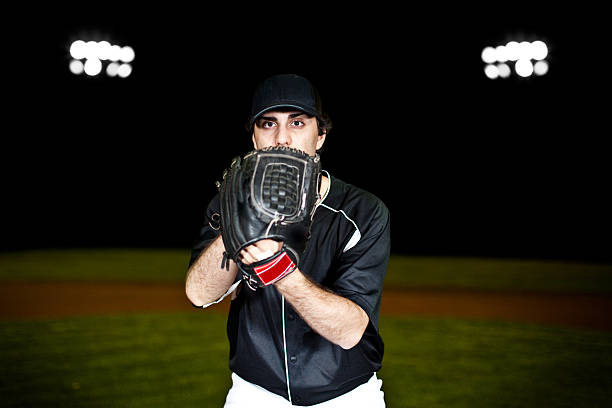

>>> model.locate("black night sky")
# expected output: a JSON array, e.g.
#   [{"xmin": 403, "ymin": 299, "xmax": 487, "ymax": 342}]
[{"xmin": 3, "ymin": 6, "xmax": 610, "ymax": 262}]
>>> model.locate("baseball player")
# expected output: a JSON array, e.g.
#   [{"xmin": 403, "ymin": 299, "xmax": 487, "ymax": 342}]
[{"xmin": 185, "ymin": 74, "xmax": 390, "ymax": 407}]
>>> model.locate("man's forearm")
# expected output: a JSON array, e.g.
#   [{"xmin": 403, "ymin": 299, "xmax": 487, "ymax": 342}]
[
  {"xmin": 185, "ymin": 236, "xmax": 238, "ymax": 307},
  {"xmin": 274, "ymin": 270, "xmax": 369, "ymax": 349}
]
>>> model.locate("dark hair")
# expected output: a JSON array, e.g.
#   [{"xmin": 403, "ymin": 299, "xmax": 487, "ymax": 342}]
[{"xmin": 316, "ymin": 112, "xmax": 333, "ymax": 136}]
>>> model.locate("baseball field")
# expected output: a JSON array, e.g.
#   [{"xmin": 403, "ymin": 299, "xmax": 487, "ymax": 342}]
[{"xmin": 1, "ymin": 249, "xmax": 611, "ymax": 407}]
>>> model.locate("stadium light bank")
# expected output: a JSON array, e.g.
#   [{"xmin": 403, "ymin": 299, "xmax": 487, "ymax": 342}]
[
  {"xmin": 69, "ymin": 40, "xmax": 135, "ymax": 78},
  {"xmin": 482, "ymin": 40, "xmax": 548, "ymax": 79}
]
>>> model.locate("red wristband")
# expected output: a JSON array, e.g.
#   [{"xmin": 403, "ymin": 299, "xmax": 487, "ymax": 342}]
[{"xmin": 253, "ymin": 251, "xmax": 297, "ymax": 286}]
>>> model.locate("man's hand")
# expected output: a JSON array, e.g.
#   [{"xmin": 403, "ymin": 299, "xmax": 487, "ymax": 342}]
[
  {"xmin": 240, "ymin": 239, "xmax": 283, "ymax": 265},
  {"xmin": 239, "ymin": 239, "xmax": 296, "ymax": 287}
]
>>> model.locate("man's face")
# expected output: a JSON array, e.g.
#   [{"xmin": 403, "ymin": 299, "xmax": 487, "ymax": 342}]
[{"xmin": 252, "ymin": 110, "xmax": 326, "ymax": 156}]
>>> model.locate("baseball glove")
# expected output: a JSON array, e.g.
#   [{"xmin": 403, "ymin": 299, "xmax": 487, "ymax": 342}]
[{"xmin": 218, "ymin": 146, "xmax": 322, "ymax": 289}]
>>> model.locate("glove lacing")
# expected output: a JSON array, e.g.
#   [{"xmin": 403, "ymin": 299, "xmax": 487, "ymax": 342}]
[{"xmin": 265, "ymin": 213, "xmax": 285, "ymax": 237}]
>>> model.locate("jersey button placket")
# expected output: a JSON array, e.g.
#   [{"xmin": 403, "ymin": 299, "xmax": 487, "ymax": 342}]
[
  {"xmin": 282, "ymin": 298, "xmax": 297, "ymax": 404},
  {"xmin": 286, "ymin": 308, "xmax": 298, "ymax": 366}
]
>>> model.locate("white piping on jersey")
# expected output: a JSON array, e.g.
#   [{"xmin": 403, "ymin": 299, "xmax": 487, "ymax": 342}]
[
  {"xmin": 319, "ymin": 203, "xmax": 362, "ymax": 252},
  {"xmin": 281, "ymin": 296, "xmax": 293, "ymax": 404},
  {"xmin": 200, "ymin": 280, "xmax": 241, "ymax": 309},
  {"xmin": 316, "ymin": 170, "xmax": 362, "ymax": 253},
  {"xmin": 316, "ymin": 170, "xmax": 332, "ymax": 207}
]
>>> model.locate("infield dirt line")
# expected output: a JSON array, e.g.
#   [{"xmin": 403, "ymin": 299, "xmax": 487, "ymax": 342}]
[{"xmin": 1, "ymin": 282, "xmax": 611, "ymax": 331}]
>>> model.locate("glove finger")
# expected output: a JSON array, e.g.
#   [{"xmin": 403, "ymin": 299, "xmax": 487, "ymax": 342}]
[
  {"xmin": 251, "ymin": 239, "xmax": 283, "ymax": 253},
  {"xmin": 241, "ymin": 243, "xmax": 278, "ymax": 265},
  {"xmin": 239, "ymin": 249, "xmax": 258, "ymax": 265}
]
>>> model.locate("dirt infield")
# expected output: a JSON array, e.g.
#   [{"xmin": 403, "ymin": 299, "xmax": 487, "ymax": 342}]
[{"xmin": 1, "ymin": 282, "xmax": 611, "ymax": 331}]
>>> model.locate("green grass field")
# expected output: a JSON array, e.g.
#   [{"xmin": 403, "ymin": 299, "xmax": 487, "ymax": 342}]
[
  {"xmin": 2, "ymin": 249, "xmax": 612, "ymax": 293},
  {"xmin": 0, "ymin": 249, "xmax": 191, "ymax": 283},
  {"xmin": 1, "ymin": 312, "xmax": 611, "ymax": 407},
  {"xmin": 385, "ymin": 255, "xmax": 612, "ymax": 293},
  {"xmin": 1, "ymin": 249, "xmax": 611, "ymax": 407}
]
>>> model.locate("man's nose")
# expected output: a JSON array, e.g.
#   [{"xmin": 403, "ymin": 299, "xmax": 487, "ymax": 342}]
[{"xmin": 275, "ymin": 127, "xmax": 291, "ymax": 146}]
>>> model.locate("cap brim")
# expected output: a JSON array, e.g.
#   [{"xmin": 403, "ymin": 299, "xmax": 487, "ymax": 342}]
[{"xmin": 250, "ymin": 104, "xmax": 319, "ymax": 126}]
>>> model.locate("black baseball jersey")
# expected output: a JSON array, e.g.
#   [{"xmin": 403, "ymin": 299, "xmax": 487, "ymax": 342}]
[{"xmin": 189, "ymin": 172, "xmax": 391, "ymax": 406}]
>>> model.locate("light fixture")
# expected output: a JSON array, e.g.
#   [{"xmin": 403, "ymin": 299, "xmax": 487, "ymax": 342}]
[
  {"xmin": 481, "ymin": 39, "xmax": 549, "ymax": 79},
  {"xmin": 69, "ymin": 39, "xmax": 135, "ymax": 78}
]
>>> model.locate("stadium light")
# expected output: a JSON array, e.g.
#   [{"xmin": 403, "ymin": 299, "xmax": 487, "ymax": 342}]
[
  {"xmin": 515, "ymin": 59, "xmax": 534, "ymax": 78},
  {"xmin": 83, "ymin": 57, "xmax": 102, "ymax": 76},
  {"xmin": 531, "ymin": 41, "xmax": 548, "ymax": 60},
  {"xmin": 481, "ymin": 39, "xmax": 549, "ymax": 79},
  {"xmin": 481, "ymin": 47, "xmax": 497, "ymax": 64},
  {"xmin": 484, "ymin": 64, "xmax": 499, "ymax": 79},
  {"xmin": 534, "ymin": 60, "xmax": 549, "ymax": 76},
  {"xmin": 497, "ymin": 63, "xmax": 511, "ymax": 78},
  {"xmin": 106, "ymin": 62, "xmax": 120, "ymax": 77},
  {"xmin": 68, "ymin": 39, "xmax": 135, "ymax": 78},
  {"xmin": 117, "ymin": 63, "xmax": 133, "ymax": 78},
  {"xmin": 69, "ymin": 59, "xmax": 84, "ymax": 75},
  {"xmin": 119, "ymin": 46, "xmax": 135, "ymax": 63}
]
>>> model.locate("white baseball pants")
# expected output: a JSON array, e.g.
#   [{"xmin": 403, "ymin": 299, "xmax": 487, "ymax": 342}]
[{"xmin": 223, "ymin": 372, "xmax": 385, "ymax": 407}]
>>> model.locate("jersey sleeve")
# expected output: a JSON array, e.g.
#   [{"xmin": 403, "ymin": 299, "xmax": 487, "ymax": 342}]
[{"xmin": 329, "ymin": 198, "xmax": 391, "ymax": 329}]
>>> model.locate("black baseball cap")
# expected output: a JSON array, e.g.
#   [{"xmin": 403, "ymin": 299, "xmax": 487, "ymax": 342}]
[{"xmin": 249, "ymin": 74, "xmax": 323, "ymax": 128}]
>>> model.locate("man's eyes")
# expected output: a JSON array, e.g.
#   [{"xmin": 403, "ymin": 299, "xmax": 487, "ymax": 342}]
[{"xmin": 260, "ymin": 120, "xmax": 304, "ymax": 128}]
